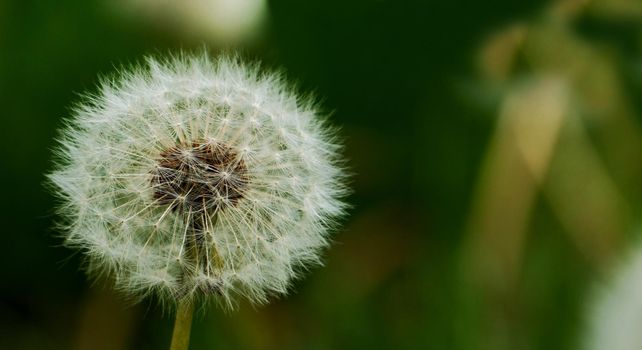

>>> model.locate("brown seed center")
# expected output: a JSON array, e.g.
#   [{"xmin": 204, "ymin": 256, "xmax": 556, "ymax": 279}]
[{"xmin": 152, "ymin": 141, "xmax": 248, "ymax": 213}]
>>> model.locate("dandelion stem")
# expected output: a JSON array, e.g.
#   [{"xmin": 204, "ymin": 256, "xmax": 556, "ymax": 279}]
[{"xmin": 170, "ymin": 300, "xmax": 194, "ymax": 350}]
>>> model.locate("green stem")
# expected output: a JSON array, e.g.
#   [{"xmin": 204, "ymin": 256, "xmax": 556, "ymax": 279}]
[{"xmin": 170, "ymin": 300, "xmax": 194, "ymax": 350}]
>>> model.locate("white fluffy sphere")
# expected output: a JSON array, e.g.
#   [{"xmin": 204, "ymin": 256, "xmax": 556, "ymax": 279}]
[{"xmin": 48, "ymin": 52, "xmax": 348, "ymax": 307}]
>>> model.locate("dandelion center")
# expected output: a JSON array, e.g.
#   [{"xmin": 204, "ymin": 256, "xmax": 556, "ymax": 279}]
[{"xmin": 152, "ymin": 141, "xmax": 248, "ymax": 213}]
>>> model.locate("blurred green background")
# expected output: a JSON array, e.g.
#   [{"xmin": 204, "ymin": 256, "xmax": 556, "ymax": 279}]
[{"xmin": 3, "ymin": 0, "xmax": 642, "ymax": 349}]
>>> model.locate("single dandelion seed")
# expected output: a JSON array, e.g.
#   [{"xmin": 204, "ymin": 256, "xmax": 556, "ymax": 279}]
[{"xmin": 47, "ymin": 51, "xmax": 348, "ymax": 350}]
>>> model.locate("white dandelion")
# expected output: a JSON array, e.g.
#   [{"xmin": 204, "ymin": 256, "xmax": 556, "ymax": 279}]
[
  {"xmin": 584, "ymin": 246, "xmax": 642, "ymax": 350},
  {"xmin": 48, "ymin": 52, "xmax": 348, "ymax": 313}
]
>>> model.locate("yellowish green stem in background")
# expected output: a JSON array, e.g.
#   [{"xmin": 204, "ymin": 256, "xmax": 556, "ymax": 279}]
[{"xmin": 170, "ymin": 300, "xmax": 194, "ymax": 350}]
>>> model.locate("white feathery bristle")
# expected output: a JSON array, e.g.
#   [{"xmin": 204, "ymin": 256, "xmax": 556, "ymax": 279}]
[{"xmin": 48, "ymin": 52, "xmax": 348, "ymax": 308}]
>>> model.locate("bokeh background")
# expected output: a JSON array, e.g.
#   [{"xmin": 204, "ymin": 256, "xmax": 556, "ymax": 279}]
[{"xmin": 3, "ymin": 0, "xmax": 642, "ymax": 349}]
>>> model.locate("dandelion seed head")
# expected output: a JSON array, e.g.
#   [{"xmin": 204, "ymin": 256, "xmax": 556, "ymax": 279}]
[
  {"xmin": 584, "ymin": 246, "xmax": 642, "ymax": 350},
  {"xmin": 48, "ymin": 52, "xmax": 348, "ymax": 308}
]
